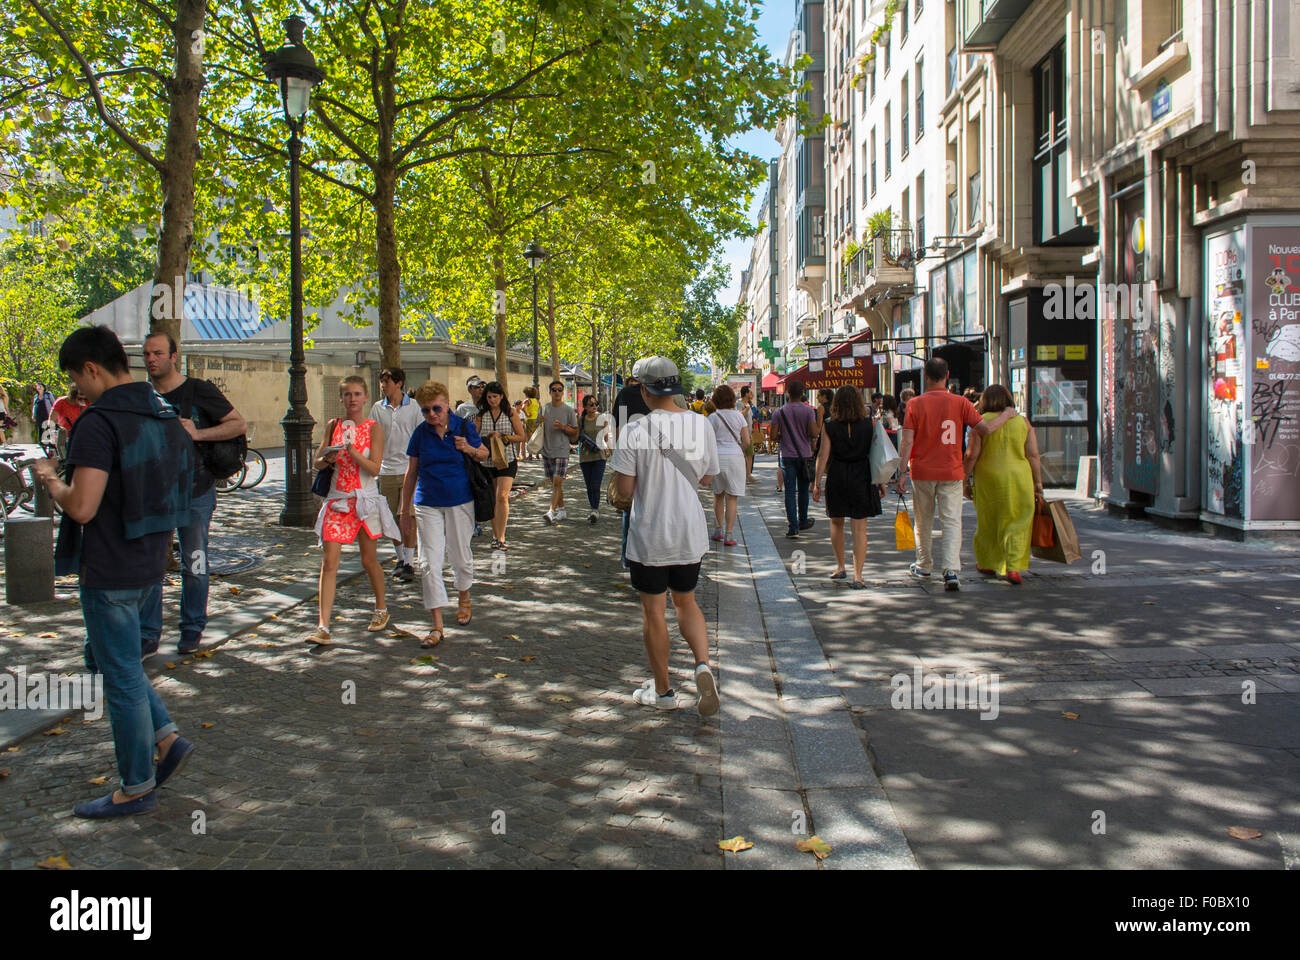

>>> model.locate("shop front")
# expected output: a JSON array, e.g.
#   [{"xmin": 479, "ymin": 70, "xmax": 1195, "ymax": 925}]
[{"xmin": 928, "ymin": 249, "xmax": 987, "ymax": 394}]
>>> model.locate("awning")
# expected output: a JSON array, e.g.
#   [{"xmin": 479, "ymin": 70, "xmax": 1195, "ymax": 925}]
[
  {"xmin": 781, "ymin": 329, "xmax": 879, "ymax": 391},
  {"xmin": 761, "ymin": 371, "xmax": 782, "ymax": 390}
]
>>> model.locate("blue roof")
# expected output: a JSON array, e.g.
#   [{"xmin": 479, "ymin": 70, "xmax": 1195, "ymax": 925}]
[{"xmin": 183, "ymin": 284, "xmax": 275, "ymax": 340}]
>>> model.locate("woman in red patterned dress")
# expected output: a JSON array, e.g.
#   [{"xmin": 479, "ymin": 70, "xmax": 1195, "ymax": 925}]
[{"xmin": 307, "ymin": 375, "xmax": 399, "ymax": 644}]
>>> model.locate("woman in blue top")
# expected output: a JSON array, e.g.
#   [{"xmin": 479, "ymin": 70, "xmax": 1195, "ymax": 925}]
[{"xmin": 398, "ymin": 380, "xmax": 489, "ymax": 647}]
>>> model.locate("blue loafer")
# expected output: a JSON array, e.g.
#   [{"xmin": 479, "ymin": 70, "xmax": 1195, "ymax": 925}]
[
  {"xmin": 74, "ymin": 790, "xmax": 158, "ymax": 819},
  {"xmin": 155, "ymin": 736, "xmax": 195, "ymax": 788}
]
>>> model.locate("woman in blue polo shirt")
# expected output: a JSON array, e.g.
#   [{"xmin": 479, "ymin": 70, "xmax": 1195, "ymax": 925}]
[{"xmin": 398, "ymin": 380, "xmax": 489, "ymax": 647}]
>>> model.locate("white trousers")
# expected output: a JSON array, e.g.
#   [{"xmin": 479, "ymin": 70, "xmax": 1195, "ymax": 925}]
[
  {"xmin": 912, "ymin": 479, "xmax": 963, "ymax": 574},
  {"xmin": 415, "ymin": 502, "xmax": 475, "ymax": 610}
]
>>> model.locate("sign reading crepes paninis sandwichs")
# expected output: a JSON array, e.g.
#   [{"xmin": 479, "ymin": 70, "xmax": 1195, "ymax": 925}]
[{"xmin": 782, "ymin": 361, "xmax": 877, "ymax": 391}]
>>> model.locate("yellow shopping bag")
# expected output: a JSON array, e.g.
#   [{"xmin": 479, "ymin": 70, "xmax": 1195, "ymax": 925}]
[{"xmin": 894, "ymin": 495, "xmax": 916, "ymax": 550}]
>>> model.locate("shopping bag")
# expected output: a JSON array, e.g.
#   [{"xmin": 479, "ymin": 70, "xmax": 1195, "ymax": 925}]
[
  {"xmin": 894, "ymin": 495, "xmax": 916, "ymax": 550},
  {"xmin": 1031, "ymin": 496, "xmax": 1055, "ymax": 548},
  {"xmin": 870, "ymin": 418, "xmax": 900, "ymax": 484},
  {"xmin": 527, "ymin": 422, "xmax": 545, "ymax": 456},
  {"xmin": 489, "ymin": 433, "xmax": 508, "ymax": 469},
  {"xmin": 1031, "ymin": 498, "xmax": 1082, "ymax": 564}
]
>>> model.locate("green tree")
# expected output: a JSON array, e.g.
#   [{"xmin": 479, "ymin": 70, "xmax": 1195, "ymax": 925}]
[{"xmin": 0, "ymin": 236, "xmax": 81, "ymax": 389}]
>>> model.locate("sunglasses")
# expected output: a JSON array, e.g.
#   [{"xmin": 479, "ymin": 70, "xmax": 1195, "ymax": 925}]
[
  {"xmin": 420, "ymin": 404, "xmax": 445, "ymax": 415},
  {"xmin": 550, "ymin": 387, "xmax": 563, "ymax": 393}
]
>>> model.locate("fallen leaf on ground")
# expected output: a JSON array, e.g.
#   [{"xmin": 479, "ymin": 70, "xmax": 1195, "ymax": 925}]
[
  {"xmin": 1227, "ymin": 826, "xmax": 1262, "ymax": 840},
  {"xmin": 201, "ymin": 722, "xmax": 215, "ymax": 729},
  {"xmin": 410, "ymin": 655, "xmax": 439, "ymax": 665},
  {"xmin": 494, "ymin": 672, "xmax": 508, "ymax": 679},
  {"xmin": 44, "ymin": 727, "xmax": 66, "ymax": 736},
  {"xmin": 0, "ymin": 768, "xmax": 10, "ymax": 777},
  {"xmin": 505, "ymin": 634, "xmax": 519, "ymax": 640},
  {"xmin": 275, "ymin": 543, "xmax": 284, "ymax": 547},
  {"xmin": 164, "ymin": 662, "xmax": 177, "ymax": 669},
  {"xmin": 228, "ymin": 586, "xmax": 241, "ymax": 595},
  {"xmin": 38, "ymin": 632, "xmax": 57, "ymax": 638},
  {"xmin": 87, "ymin": 775, "xmax": 108, "ymax": 785},
  {"xmin": 193, "ymin": 650, "xmax": 214, "ymax": 659},
  {"xmin": 269, "ymin": 613, "xmax": 278, "ymax": 619},
  {"xmin": 547, "ymin": 694, "xmax": 572, "ymax": 703},
  {"xmin": 718, "ymin": 836, "xmax": 754, "ymax": 853},
  {"xmin": 1143, "ymin": 600, "xmax": 1155, "ymax": 605},
  {"xmin": 181, "ymin": 660, "xmax": 190, "ymax": 665},
  {"xmin": 36, "ymin": 854, "xmax": 70, "ymax": 870},
  {"xmin": 5, "ymin": 746, "xmax": 17, "ymax": 752},
  {"xmin": 1061, "ymin": 712, "xmax": 1080, "ymax": 720},
  {"xmin": 795, "ymin": 836, "xmax": 832, "ymax": 859},
  {"xmin": 521, "ymin": 656, "xmax": 536, "ymax": 662}
]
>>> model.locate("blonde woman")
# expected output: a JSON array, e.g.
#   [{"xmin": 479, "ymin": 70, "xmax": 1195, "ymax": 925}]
[
  {"xmin": 399, "ymin": 381, "xmax": 489, "ymax": 646},
  {"xmin": 308, "ymin": 375, "xmax": 399, "ymax": 644}
]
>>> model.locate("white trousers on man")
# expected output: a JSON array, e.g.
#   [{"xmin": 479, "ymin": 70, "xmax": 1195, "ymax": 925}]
[
  {"xmin": 414, "ymin": 502, "xmax": 475, "ymax": 609},
  {"xmin": 911, "ymin": 479, "xmax": 963, "ymax": 574}
]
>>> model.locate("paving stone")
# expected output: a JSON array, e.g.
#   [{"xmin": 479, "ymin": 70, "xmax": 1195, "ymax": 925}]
[
  {"xmin": 1137, "ymin": 677, "xmax": 1286, "ymax": 697},
  {"xmin": 805, "ymin": 786, "xmax": 917, "ymax": 870}
]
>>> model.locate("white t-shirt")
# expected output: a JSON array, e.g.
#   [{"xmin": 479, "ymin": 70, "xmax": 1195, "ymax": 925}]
[
  {"xmin": 709, "ymin": 409, "xmax": 747, "ymax": 456},
  {"xmin": 369, "ymin": 395, "xmax": 423, "ymax": 476},
  {"xmin": 610, "ymin": 409, "xmax": 720, "ymax": 566}
]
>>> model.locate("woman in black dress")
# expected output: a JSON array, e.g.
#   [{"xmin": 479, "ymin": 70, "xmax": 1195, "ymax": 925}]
[{"xmin": 812, "ymin": 385, "xmax": 883, "ymax": 588}]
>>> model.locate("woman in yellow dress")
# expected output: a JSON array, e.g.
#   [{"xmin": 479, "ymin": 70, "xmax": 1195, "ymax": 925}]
[{"xmin": 963, "ymin": 384, "xmax": 1043, "ymax": 584}]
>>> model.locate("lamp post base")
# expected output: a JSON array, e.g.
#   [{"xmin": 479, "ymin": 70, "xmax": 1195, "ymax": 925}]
[{"xmin": 280, "ymin": 406, "xmax": 317, "ymax": 527}]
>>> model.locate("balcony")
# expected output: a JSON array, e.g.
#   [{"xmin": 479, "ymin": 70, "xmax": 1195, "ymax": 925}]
[
  {"xmin": 835, "ymin": 226, "xmax": 917, "ymax": 311},
  {"xmin": 961, "ymin": 0, "xmax": 1034, "ymax": 49}
]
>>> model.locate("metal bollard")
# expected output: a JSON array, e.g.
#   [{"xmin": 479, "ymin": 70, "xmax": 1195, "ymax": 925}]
[
  {"xmin": 33, "ymin": 477, "xmax": 53, "ymax": 518},
  {"xmin": 4, "ymin": 515, "xmax": 55, "ymax": 604}
]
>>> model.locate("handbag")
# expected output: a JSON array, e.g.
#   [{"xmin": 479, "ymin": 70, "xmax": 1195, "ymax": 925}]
[
  {"xmin": 870, "ymin": 417, "xmax": 900, "ymax": 484},
  {"xmin": 894, "ymin": 494, "xmax": 916, "ymax": 550},
  {"xmin": 606, "ymin": 470, "xmax": 633, "ymax": 512},
  {"xmin": 1031, "ymin": 497, "xmax": 1082, "ymax": 564},
  {"xmin": 777, "ymin": 405, "xmax": 816, "ymax": 483},
  {"xmin": 310, "ymin": 418, "xmax": 339, "ymax": 497},
  {"xmin": 459, "ymin": 421, "xmax": 495, "ymax": 523},
  {"xmin": 177, "ymin": 378, "xmax": 247, "ymax": 480}
]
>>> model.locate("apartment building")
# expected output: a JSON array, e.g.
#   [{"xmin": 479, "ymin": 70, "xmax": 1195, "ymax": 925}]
[{"xmin": 968, "ymin": 0, "xmax": 1300, "ymax": 529}]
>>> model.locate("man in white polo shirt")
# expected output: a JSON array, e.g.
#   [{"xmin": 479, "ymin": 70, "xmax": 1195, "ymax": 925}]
[
  {"xmin": 610, "ymin": 356, "xmax": 721, "ymax": 716},
  {"xmin": 370, "ymin": 366, "xmax": 423, "ymax": 581}
]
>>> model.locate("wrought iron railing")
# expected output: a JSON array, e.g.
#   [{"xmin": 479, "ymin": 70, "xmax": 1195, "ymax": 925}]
[{"xmin": 839, "ymin": 225, "xmax": 916, "ymax": 291}]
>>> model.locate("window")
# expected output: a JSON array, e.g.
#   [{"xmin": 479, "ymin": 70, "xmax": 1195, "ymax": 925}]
[
  {"xmin": 862, "ymin": 144, "xmax": 870, "ymax": 198},
  {"xmin": 915, "ymin": 173, "xmax": 925, "ymax": 249},
  {"xmin": 883, "ymin": 32, "xmax": 891, "ymax": 75},
  {"xmin": 870, "ymin": 129, "xmax": 877, "ymax": 197},
  {"xmin": 946, "ymin": 45, "xmax": 958, "ymax": 96},
  {"xmin": 901, "ymin": 79, "xmax": 910, "ymax": 157},
  {"xmin": 1032, "ymin": 42, "xmax": 1088, "ymax": 244},
  {"xmin": 870, "ymin": 59, "xmax": 877, "ymax": 100},
  {"xmin": 915, "ymin": 0, "xmax": 923, "ymax": 18},
  {"xmin": 900, "ymin": 1, "xmax": 909, "ymax": 43},
  {"xmin": 915, "ymin": 58, "xmax": 924, "ymax": 139},
  {"xmin": 884, "ymin": 104, "xmax": 892, "ymax": 180}
]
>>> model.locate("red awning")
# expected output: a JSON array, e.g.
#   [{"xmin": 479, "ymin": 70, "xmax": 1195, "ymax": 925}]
[
  {"xmin": 781, "ymin": 330, "xmax": 878, "ymax": 391},
  {"xmin": 761, "ymin": 371, "xmax": 782, "ymax": 390}
]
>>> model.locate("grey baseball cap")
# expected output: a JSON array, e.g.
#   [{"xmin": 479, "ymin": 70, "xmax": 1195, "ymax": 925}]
[
  {"xmin": 639, "ymin": 356, "xmax": 683, "ymax": 396},
  {"xmin": 466, "ymin": 376, "xmax": 486, "ymax": 388},
  {"xmin": 630, "ymin": 358, "xmax": 647, "ymax": 381}
]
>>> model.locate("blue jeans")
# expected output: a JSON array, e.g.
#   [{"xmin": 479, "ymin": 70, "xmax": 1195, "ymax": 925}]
[
  {"xmin": 142, "ymin": 486, "xmax": 215, "ymax": 647},
  {"xmin": 83, "ymin": 585, "xmax": 177, "ymax": 794},
  {"xmin": 579, "ymin": 459, "xmax": 606, "ymax": 511},
  {"xmin": 782, "ymin": 458, "xmax": 810, "ymax": 533}
]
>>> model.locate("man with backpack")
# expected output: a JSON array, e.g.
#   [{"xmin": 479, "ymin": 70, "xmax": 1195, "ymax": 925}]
[{"xmin": 142, "ymin": 332, "xmax": 247, "ymax": 654}]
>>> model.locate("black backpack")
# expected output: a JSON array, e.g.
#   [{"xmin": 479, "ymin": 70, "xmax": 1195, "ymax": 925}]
[{"xmin": 176, "ymin": 379, "xmax": 247, "ymax": 481}]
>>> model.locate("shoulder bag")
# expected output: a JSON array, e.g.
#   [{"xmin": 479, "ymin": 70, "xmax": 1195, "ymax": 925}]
[
  {"xmin": 778, "ymin": 406, "xmax": 816, "ymax": 484},
  {"xmin": 177, "ymin": 379, "xmax": 247, "ymax": 480},
  {"xmin": 869, "ymin": 414, "xmax": 901, "ymax": 484},
  {"xmin": 459, "ymin": 420, "xmax": 496, "ymax": 523},
  {"xmin": 311, "ymin": 418, "xmax": 339, "ymax": 497}
]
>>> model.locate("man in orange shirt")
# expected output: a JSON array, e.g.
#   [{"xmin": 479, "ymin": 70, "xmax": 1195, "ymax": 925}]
[{"xmin": 896, "ymin": 357, "xmax": 1015, "ymax": 591}]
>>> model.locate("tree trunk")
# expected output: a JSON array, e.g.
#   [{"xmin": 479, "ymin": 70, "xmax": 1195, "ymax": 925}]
[
  {"xmin": 546, "ymin": 274, "xmax": 559, "ymax": 383},
  {"xmin": 375, "ymin": 162, "xmax": 401, "ymax": 369},
  {"xmin": 493, "ymin": 242, "xmax": 508, "ymax": 396},
  {"xmin": 149, "ymin": 0, "xmax": 206, "ymax": 346}
]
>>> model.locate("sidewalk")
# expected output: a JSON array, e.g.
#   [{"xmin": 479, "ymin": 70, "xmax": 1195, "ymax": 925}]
[
  {"xmin": 746, "ymin": 457, "xmax": 1300, "ymax": 869},
  {"xmin": 0, "ymin": 461, "xmax": 726, "ymax": 869}
]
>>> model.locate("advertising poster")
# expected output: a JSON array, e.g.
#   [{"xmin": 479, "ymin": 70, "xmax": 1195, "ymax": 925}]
[
  {"xmin": 1205, "ymin": 227, "xmax": 1247, "ymax": 517},
  {"xmin": 1248, "ymin": 226, "xmax": 1300, "ymax": 521}
]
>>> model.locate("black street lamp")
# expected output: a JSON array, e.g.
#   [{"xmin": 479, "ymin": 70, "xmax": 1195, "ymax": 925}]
[
  {"xmin": 522, "ymin": 240, "xmax": 549, "ymax": 393},
  {"xmin": 262, "ymin": 15, "xmax": 325, "ymax": 527}
]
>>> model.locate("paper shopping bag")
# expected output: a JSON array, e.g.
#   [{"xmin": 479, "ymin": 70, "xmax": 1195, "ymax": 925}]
[
  {"xmin": 895, "ymin": 496, "xmax": 916, "ymax": 550},
  {"xmin": 1031, "ymin": 499, "xmax": 1082, "ymax": 564},
  {"xmin": 527, "ymin": 422, "xmax": 545, "ymax": 456},
  {"xmin": 1031, "ymin": 496, "xmax": 1055, "ymax": 549}
]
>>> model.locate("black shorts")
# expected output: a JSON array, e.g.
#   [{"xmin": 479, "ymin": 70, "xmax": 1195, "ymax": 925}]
[
  {"xmin": 487, "ymin": 460, "xmax": 518, "ymax": 480},
  {"xmin": 627, "ymin": 560, "xmax": 702, "ymax": 595}
]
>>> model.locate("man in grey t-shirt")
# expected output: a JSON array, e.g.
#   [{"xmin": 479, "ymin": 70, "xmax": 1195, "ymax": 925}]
[{"xmin": 541, "ymin": 380, "xmax": 578, "ymax": 523}]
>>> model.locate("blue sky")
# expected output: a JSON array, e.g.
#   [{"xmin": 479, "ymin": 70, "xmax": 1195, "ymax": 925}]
[{"xmin": 716, "ymin": 0, "xmax": 792, "ymax": 308}]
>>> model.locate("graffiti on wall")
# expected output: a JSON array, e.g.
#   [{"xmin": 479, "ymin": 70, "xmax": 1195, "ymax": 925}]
[
  {"xmin": 1205, "ymin": 229, "xmax": 1246, "ymax": 517},
  {"xmin": 1248, "ymin": 227, "xmax": 1300, "ymax": 521}
]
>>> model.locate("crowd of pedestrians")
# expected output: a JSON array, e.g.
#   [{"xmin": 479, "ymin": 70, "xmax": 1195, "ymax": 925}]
[{"xmin": 25, "ymin": 319, "xmax": 1050, "ymax": 820}]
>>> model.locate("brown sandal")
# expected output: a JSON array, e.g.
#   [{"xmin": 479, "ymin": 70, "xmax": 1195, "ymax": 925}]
[
  {"xmin": 456, "ymin": 597, "xmax": 471, "ymax": 626},
  {"xmin": 420, "ymin": 628, "xmax": 443, "ymax": 648}
]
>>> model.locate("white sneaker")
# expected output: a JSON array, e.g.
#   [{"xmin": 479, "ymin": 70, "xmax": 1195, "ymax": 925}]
[
  {"xmin": 556, "ymin": 508, "xmax": 567, "ymax": 521},
  {"xmin": 695, "ymin": 664, "xmax": 719, "ymax": 717},
  {"xmin": 588, "ymin": 510, "xmax": 598, "ymax": 524},
  {"xmin": 632, "ymin": 685, "xmax": 677, "ymax": 709},
  {"xmin": 544, "ymin": 509, "xmax": 555, "ymax": 524}
]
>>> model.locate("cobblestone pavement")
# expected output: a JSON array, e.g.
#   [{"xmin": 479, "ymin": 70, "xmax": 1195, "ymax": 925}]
[{"xmin": 0, "ymin": 462, "xmax": 727, "ymax": 869}]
